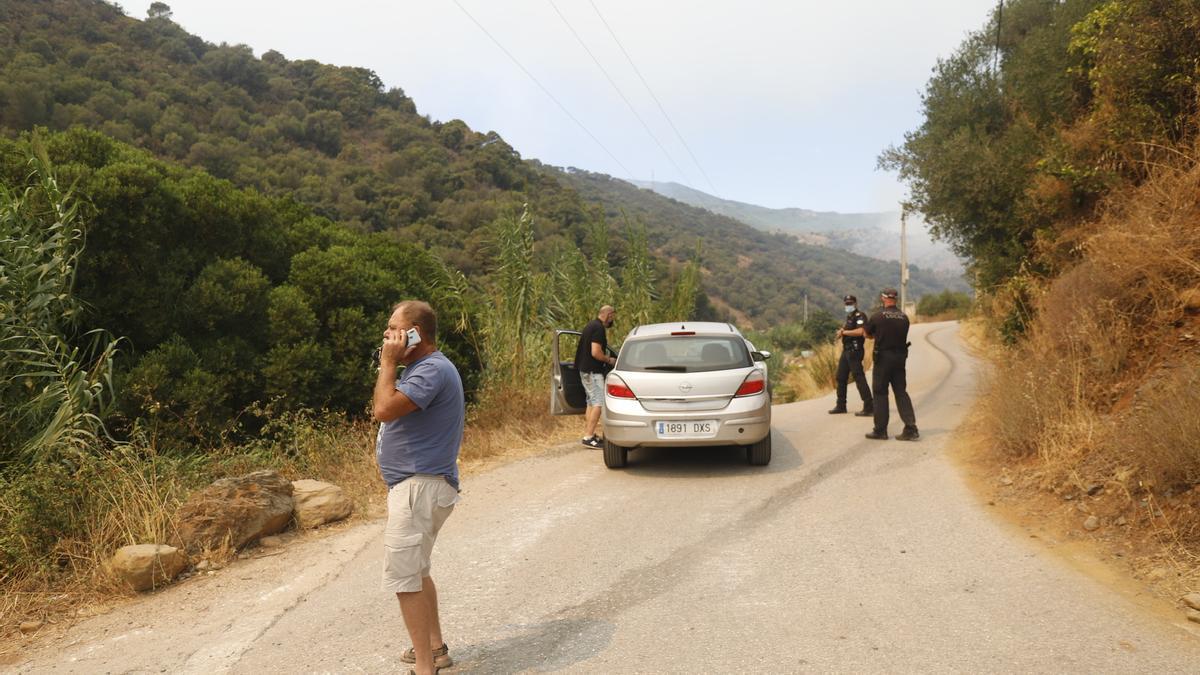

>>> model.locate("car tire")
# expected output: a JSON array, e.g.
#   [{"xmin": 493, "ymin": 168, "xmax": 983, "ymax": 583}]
[
  {"xmin": 603, "ymin": 437, "xmax": 628, "ymax": 469},
  {"xmin": 747, "ymin": 434, "xmax": 772, "ymax": 466}
]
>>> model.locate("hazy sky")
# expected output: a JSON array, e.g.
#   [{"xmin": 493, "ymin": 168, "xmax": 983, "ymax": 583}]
[{"xmin": 123, "ymin": 1, "xmax": 997, "ymax": 213}]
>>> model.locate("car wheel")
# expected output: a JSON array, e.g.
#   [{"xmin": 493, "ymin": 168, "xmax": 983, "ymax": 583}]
[
  {"xmin": 603, "ymin": 437, "xmax": 628, "ymax": 469},
  {"xmin": 747, "ymin": 434, "xmax": 771, "ymax": 466}
]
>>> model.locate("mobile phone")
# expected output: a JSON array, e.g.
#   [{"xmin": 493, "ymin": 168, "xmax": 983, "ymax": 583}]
[{"xmin": 405, "ymin": 326, "xmax": 421, "ymax": 347}]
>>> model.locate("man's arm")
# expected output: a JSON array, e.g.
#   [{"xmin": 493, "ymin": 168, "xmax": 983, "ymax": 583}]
[
  {"xmin": 373, "ymin": 329, "xmax": 420, "ymax": 422},
  {"xmin": 373, "ymin": 361, "xmax": 418, "ymax": 422},
  {"xmin": 590, "ymin": 341, "xmax": 616, "ymax": 366},
  {"xmin": 842, "ymin": 327, "xmax": 866, "ymax": 337}
]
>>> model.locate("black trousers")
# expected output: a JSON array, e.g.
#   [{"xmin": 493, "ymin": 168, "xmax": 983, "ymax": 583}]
[
  {"xmin": 835, "ymin": 347, "xmax": 872, "ymax": 409},
  {"xmin": 872, "ymin": 349, "xmax": 917, "ymax": 433}
]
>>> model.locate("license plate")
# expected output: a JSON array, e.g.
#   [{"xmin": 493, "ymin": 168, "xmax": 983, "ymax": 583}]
[{"xmin": 656, "ymin": 420, "xmax": 718, "ymax": 438}]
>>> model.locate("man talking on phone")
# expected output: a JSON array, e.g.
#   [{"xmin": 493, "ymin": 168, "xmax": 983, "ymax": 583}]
[{"xmin": 373, "ymin": 300, "xmax": 464, "ymax": 675}]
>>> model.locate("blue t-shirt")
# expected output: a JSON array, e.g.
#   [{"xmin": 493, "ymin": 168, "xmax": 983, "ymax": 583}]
[{"xmin": 375, "ymin": 351, "xmax": 464, "ymax": 489}]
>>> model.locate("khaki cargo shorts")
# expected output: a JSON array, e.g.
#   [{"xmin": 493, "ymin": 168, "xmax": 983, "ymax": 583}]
[{"xmin": 382, "ymin": 475, "xmax": 459, "ymax": 593}]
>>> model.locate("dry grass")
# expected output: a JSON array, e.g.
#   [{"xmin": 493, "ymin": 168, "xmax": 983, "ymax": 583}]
[
  {"xmin": 0, "ymin": 384, "xmax": 577, "ymax": 652},
  {"xmin": 774, "ymin": 342, "xmax": 873, "ymax": 403},
  {"xmin": 460, "ymin": 385, "xmax": 578, "ymax": 465},
  {"xmin": 971, "ymin": 137, "xmax": 1200, "ymax": 594}
]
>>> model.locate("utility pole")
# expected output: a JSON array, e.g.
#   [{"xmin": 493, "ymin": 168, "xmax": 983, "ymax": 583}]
[
  {"xmin": 900, "ymin": 209, "xmax": 911, "ymax": 314},
  {"xmin": 803, "ymin": 293, "xmax": 809, "ymax": 323}
]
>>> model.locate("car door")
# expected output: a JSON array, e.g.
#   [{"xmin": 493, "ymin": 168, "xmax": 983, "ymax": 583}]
[{"xmin": 550, "ymin": 329, "xmax": 586, "ymax": 415}]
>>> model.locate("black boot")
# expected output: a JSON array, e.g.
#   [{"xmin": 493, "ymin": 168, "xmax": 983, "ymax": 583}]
[
  {"xmin": 896, "ymin": 428, "xmax": 920, "ymax": 441},
  {"xmin": 865, "ymin": 429, "xmax": 889, "ymax": 440},
  {"xmin": 828, "ymin": 406, "xmax": 847, "ymax": 414},
  {"xmin": 854, "ymin": 406, "xmax": 873, "ymax": 417}
]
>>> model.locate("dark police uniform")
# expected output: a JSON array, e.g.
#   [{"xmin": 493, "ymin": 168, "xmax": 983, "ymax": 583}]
[
  {"xmin": 832, "ymin": 303, "xmax": 873, "ymax": 414},
  {"xmin": 864, "ymin": 294, "xmax": 918, "ymax": 439}
]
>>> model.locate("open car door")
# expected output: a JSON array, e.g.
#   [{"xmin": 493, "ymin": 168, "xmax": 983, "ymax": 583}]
[{"xmin": 550, "ymin": 329, "xmax": 586, "ymax": 415}]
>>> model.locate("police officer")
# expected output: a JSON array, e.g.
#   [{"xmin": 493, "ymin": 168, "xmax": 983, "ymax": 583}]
[
  {"xmin": 863, "ymin": 288, "xmax": 919, "ymax": 441},
  {"xmin": 829, "ymin": 294, "xmax": 873, "ymax": 416}
]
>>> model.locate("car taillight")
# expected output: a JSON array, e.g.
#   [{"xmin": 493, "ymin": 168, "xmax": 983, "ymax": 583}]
[
  {"xmin": 735, "ymin": 371, "xmax": 766, "ymax": 397},
  {"xmin": 607, "ymin": 375, "xmax": 636, "ymax": 399}
]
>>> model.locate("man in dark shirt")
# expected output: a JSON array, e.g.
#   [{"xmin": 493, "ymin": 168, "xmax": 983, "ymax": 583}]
[
  {"xmin": 863, "ymin": 288, "xmax": 919, "ymax": 441},
  {"xmin": 575, "ymin": 305, "xmax": 617, "ymax": 448},
  {"xmin": 829, "ymin": 294, "xmax": 874, "ymax": 416}
]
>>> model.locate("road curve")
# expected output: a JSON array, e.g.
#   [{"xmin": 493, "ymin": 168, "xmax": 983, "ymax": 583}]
[{"xmin": 14, "ymin": 322, "xmax": 1200, "ymax": 673}]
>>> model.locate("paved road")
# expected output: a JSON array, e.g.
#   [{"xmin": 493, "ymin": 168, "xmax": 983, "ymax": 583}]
[{"xmin": 14, "ymin": 322, "xmax": 1200, "ymax": 673}]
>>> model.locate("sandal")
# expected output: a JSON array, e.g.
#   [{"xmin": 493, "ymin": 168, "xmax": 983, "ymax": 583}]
[{"xmin": 401, "ymin": 642, "xmax": 452, "ymax": 668}]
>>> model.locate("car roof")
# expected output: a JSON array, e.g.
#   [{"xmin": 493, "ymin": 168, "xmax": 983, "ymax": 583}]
[{"xmin": 627, "ymin": 322, "xmax": 743, "ymax": 338}]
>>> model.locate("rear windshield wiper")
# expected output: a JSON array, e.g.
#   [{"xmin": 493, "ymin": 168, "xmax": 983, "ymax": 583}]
[{"xmin": 641, "ymin": 365, "xmax": 687, "ymax": 372}]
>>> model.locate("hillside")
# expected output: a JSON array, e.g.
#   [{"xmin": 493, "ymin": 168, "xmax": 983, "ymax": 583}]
[
  {"xmin": 558, "ymin": 168, "xmax": 952, "ymax": 324},
  {"xmin": 631, "ymin": 180, "xmax": 965, "ymax": 276},
  {"xmin": 0, "ymin": 0, "xmax": 962, "ymax": 327},
  {"xmin": 888, "ymin": 0, "xmax": 1200, "ymax": 598}
]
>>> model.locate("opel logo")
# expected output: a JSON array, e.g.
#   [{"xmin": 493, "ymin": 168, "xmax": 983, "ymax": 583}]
[{"xmin": 679, "ymin": 382, "xmax": 693, "ymax": 393}]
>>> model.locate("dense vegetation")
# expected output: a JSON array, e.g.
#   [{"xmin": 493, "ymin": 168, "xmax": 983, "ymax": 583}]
[
  {"xmin": 881, "ymin": 0, "xmax": 1200, "ymax": 332},
  {"xmin": 889, "ymin": 0, "xmax": 1200, "ymax": 582},
  {"xmin": 916, "ymin": 290, "xmax": 973, "ymax": 319},
  {"xmin": 0, "ymin": 128, "xmax": 476, "ymax": 453}
]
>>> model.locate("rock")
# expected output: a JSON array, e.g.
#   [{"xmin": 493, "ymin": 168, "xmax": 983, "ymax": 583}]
[
  {"xmin": 1083, "ymin": 516, "xmax": 1101, "ymax": 531},
  {"xmin": 1187, "ymin": 609, "xmax": 1200, "ymax": 624},
  {"xmin": 1183, "ymin": 593, "xmax": 1200, "ymax": 610},
  {"xmin": 1116, "ymin": 516, "xmax": 1128, "ymax": 526},
  {"xmin": 999, "ymin": 476, "xmax": 1013, "ymax": 486},
  {"xmin": 291, "ymin": 479, "xmax": 353, "ymax": 529},
  {"xmin": 259, "ymin": 535, "xmax": 284, "ymax": 548},
  {"xmin": 1086, "ymin": 483, "xmax": 1103, "ymax": 496},
  {"xmin": 110, "ymin": 544, "xmax": 187, "ymax": 592},
  {"xmin": 195, "ymin": 560, "xmax": 211, "ymax": 572},
  {"xmin": 19, "ymin": 620, "xmax": 43, "ymax": 634},
  {"xmin": 177, "ymin": 470, "xmax": 294, "ymax": 553}
]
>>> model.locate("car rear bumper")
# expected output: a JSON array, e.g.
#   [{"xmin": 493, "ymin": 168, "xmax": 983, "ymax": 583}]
[{"xmin": 602, "ymin": 394, "xmax": 771, "ymax": 448}]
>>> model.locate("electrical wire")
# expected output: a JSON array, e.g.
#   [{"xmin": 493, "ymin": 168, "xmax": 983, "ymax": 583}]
[
  {"xmin": 451, "ymin": 0, "xmax": 635, "ymax": 179},
  {"xmin": 587, "ymin": 0, "xmax": 719, "ymax": 196},
  {"xmin": 547, "ymin": 0, "xmax": 692, "ymax": 185}
]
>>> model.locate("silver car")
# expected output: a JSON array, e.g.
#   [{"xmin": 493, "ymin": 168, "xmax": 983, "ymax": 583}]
[{"xmin": 551, "ymin": 322, "xmax": 772, "ymax": 469}]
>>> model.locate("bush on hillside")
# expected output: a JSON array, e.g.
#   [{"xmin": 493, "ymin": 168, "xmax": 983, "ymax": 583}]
[{"xmin": 917, "ymin": 290, "xmax": 972, "ymax": 318}]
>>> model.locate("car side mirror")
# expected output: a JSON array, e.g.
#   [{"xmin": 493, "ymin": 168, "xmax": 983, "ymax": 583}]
[{"xmin": 752, "ymin": 351, "xmax": 771, "ymax": 361}]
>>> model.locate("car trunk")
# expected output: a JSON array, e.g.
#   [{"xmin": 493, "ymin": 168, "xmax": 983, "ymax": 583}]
[{"xmin": 618, "ymin": 368, "xmax": 753, "ymax": 412}]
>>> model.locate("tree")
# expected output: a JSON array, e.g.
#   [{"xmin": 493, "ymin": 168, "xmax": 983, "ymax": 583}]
[{"xmin": 147, "ymin": 2, "xmax": 173, "ymax": 20}]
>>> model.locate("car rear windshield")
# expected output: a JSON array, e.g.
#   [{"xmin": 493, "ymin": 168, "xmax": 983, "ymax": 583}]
[{"xmin": 617, "ymin": 336, "xmax": 752, "ymax": 373}]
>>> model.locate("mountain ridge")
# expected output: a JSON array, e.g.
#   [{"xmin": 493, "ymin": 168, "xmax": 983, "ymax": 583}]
[{"xmin": 630, "ymin": 180, "xmax": 965, "ymax": 277}]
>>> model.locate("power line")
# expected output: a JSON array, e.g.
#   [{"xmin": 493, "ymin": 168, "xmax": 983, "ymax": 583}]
[
  {"xmin": 547, "ymin": 0, "xmax": 692, "ymax": 185},
  {"xmin": 451, "ymin": 0, "xmax": 635, "ymax": 179},
  {"xmin": 587, "ymin": 0, "xmax": 719, "ymax": 196}
]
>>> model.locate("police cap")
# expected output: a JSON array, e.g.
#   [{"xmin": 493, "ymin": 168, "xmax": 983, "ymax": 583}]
[
  {"xmin": 843, "ymin": 294, "xmax": 857, "ymax": 304},
  {"xmin": 881, "ymin": 287, "xmax": 899, "ymax": 299}
]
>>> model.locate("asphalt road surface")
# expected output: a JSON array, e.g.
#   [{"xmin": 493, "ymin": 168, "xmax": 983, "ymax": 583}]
[{"xmin": 13, "ymin": 322, "xmax": 1200, "ymax": 673}]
